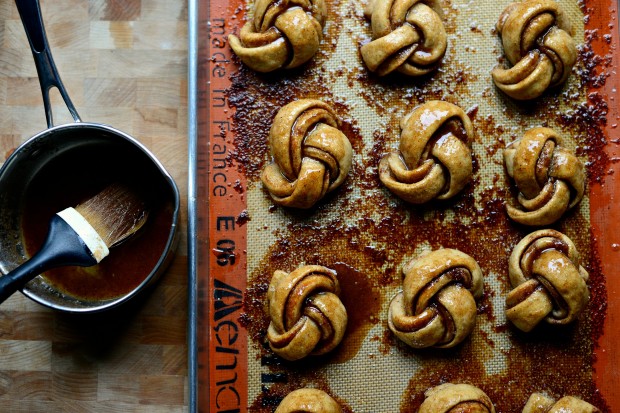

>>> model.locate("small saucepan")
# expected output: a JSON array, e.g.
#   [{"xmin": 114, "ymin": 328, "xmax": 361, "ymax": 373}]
[{"xmin": 0, "ymin": 0, "xmax": 180, "ymax": 312}]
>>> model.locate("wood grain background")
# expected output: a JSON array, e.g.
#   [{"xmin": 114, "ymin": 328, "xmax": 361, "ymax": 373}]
[{"xmin": 0, "ymin": 0, "xmax": 189, "ymax": 411}]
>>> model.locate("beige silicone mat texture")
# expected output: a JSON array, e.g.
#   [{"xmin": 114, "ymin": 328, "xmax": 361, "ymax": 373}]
[{"xmin": 241, "ymin": 0, "xmax": 588, "ymax": 411}]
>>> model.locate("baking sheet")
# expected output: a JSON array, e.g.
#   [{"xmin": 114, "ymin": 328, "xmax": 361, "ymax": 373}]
[{"xmin": 188, "ymin": 0, "xmax": 620, "ymax": 411}]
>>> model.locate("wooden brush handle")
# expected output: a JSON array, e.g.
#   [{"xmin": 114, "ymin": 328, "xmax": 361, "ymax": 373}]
[{"xmin": 0, "ymin": 215, "xmax": 97, "ymax": 305}]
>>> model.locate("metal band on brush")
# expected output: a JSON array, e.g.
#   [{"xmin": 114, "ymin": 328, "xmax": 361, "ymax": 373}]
[{"xmin": 57, "ymin": 207, "xmax": 110, "ymax": 263}]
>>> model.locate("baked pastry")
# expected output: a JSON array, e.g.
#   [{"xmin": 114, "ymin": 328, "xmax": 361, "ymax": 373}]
[
  {"xmin": 379, "ymin": 101, "xmax": 474, "ymax": 204},
  {"xmin": 419, "ymin": 383, "xmax": 496, "ymax": 413},
  {"xmin": 506, "ymin": 229, "xmax": 589, "ymax": 332},
  {"xmin": 267, "ymin": 265, "xmax": 347, "ymax": 360},
  {"xmin": 261, "ymin": 99, "xmax": 353, "ymax": 209},
  {"xmin": 228, "ymin": 0, "xmax": 327, "ymax": 72},
  {"xmin": 492, "ymin": 0, "xmax": 577, "ymax": 100},
  {"xmin": 275, "ymin": 388, "xmax": 342, "ymax": 413},
  {"xmin": 522, "ymin": 393, "xmax": 600, "ymax": 413},
  {"xmin": 360, "ymin": 0, "xmax": 447, "ymax": 76},
  {"xmin": 504, "ymin": 127, "xmax": 585, "ymax": 226},
  {"xmin": 388, "ymin": 249, "xmax": 483, "ymax": 348}
]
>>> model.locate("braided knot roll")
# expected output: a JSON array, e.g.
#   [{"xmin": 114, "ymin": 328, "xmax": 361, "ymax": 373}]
[
  {"xmin": 522, "ymin": 393, "xmax": 600, "ymax": 413},
  {"xmin": 360, "ymin": 0, "xmax": 447, "ymax": 76},
  {"xmin": 275, "ymin": 389, "xmax": 342, "ymax": 413},
  {"xmin": 506, "ymin": 229, "xmax": 589, "ymax": 332},
  {"xmin": 388, "ymin": 249, "xmax": 483, "ymax": 349},
  {"xmin": 492, "ymin": 0, "xmax": 577, "ymax": 100},
  {"xmin": 267, "ymin": 265, "xmax": 348, "ymax": 361},
  {"xmin": 261, "ymin": 99, "xmax": 353, "ymax": 209},
  {"xmin": 504, "ymin": 127, "xmax": 585, "ymax": 226},
  {"xmin": 379, "ymin": 101, "xmax": 474, "ymax": 204},
  {"xmin": 419, "ymin": 383, "xmax": 496, "ymax": 413},
  {"xmin": 228, "ymin": 0, "xmax": 327, "ymax": 72}
]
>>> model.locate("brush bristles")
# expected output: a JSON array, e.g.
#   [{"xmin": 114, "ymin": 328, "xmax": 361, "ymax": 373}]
[{"xmin": 75, "ymin": 183, "xmax": 149, "ymax": 247}]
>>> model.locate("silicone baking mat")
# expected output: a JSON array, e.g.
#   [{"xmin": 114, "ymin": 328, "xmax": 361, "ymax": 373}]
[{"xmin": 188, "ymin": 0, "xmax": 620, "ymax": 411}]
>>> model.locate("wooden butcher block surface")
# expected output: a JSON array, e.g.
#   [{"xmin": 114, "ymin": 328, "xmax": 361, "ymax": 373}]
[{"xmin": 0, "ymin": 0, "xmax": 189, "ymax": 411}]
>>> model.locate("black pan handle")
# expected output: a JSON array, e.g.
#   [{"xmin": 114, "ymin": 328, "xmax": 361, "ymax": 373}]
[{"xmin": 15, "ymin": 0, "xmax": 81, "ymax": 127}]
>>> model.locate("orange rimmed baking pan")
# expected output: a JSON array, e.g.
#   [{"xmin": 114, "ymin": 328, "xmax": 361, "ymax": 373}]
[{"xmin": 188, "ymin": 0, "xmax": 620, "ymax": 411}]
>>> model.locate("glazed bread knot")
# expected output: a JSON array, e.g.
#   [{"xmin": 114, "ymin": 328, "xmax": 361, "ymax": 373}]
[
  {"xmin": 522, "ymin": 393, "xmax": 600, "ymax": 413},
  {"xmin": 504, "ymin": 127, "xmax": 585, "ymax": 226},
  {"xmin": 388, "ymin": 249, "xmax": 483, "ymax": 349},
  {"xmin": 228, "ymin": 0, "xmax": 327, "ymax": 72},
  {"xmin": 275, "ymin": 388, "xmax": 342, "ymax": 413},
  {"xmin": 261, "ymin": 99, "xmax": 353, "ymax": 209},
  {"xmin": 419, "ymin": 383, "xmax": 496, "ymax": 413},
  {"xmin": 506, "ymin": 229, "xmax": 589, "ymax": 332},
  {"xmin": 379, "ymin": 101, "xmax": 474, "ymax": 204},
  {"xmin": 267, "ymin": 265, "xmax": 348, "ymax": 361},
  {"xmin": 492, "ymin": 0, "xmax": 577, "ymax": 100},
  {"xmin": 360, "ymin": 0, "xmax": 447, "ymax": 76}
]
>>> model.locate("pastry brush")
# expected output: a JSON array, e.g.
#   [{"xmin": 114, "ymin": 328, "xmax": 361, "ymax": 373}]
[{"xmin": 0, "ymin": 183, "xmax": 148, "ymax": 304}]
